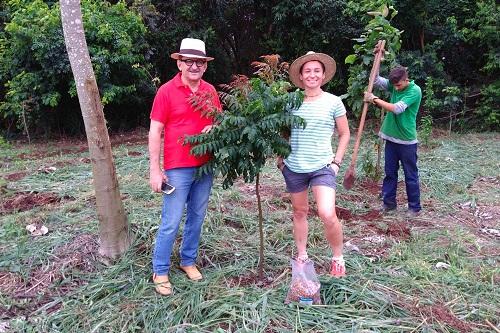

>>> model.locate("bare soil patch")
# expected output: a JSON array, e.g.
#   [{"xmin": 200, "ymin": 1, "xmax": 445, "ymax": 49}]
[
  {"xmin": 336, "ymin": 207, "xmax": 382, "ymax": 223},
  {"xmin": 357, "ymin": 179, "xmax": 381, "ymax": 195},
  {"xmin": 0, "ymin": 191, "xmax": 74, "ymax": 215},
  {"xmin": 385, "ymin": 221, "xmax": 412, "ymax": 239},
  {"xmin": 17, "ymin": 146, "xmax": 88, "ymax": 160},
  {"xmin": 9, "ymin": 129, "xmax": 148, "ymax": 161},
  {"xmin": 345, "ymin": 219, "xmax": 412, "ymax": 259},
  {"xmin": 336, "ymin": 206, "xmax": 354, "ymax": 220},
  {"xmin": 3, "ymin": 171, "xmax": 28, "ymax": 181},
  {"xmin": 110, "ymin": 129, "xmax": 148, "ymax": 146},
  {"xmin": 412, "ymin": 303, "xmax": 473, "ymax": 333},
  {"xmin": 224, "ymin": 271, "xmax": 283, "ymax": 289}
]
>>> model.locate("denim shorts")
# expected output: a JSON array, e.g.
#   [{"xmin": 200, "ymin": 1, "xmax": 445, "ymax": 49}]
[{"xmin": 282, "ymin": 165, "xmax": 337, "ymax": 193}]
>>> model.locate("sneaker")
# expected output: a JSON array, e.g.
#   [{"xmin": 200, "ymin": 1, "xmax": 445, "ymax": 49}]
[
  {"xmin": 380, "ymin": 204, "xmax": 396, "ymax": 213},
  {"xmin": 406, "ymin": 209, "xmax": 421, "ymax": 218},
  {"xmin": 153, "ymin": 274, "xmax": 172, "ymax": 296},
  {"xmin": 330, "ymin": 258, "xmax": 346, "ymax": 277},
  {"xmin": 180, "ymin": 265, "xmax": 203, "ymax": 281}
]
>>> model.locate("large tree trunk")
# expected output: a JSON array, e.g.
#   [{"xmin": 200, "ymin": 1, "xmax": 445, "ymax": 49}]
[{"xmin": 60, "ymin": 0, "xmax": 131, "ymax": 258}]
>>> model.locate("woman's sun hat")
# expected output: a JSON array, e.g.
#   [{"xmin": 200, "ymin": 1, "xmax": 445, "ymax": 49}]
[
  {"xmin": 170, "ymin": 38, "xmax": 214, "ymax": 61},
  {"xmin": 288, "ymin": 51, "xmax": 336, "ymax": 89}
]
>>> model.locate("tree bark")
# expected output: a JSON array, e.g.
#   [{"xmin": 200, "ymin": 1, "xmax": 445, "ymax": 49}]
[{"xmin": 60, "ymin": 0, "xmax": 131, "ymax": 258}]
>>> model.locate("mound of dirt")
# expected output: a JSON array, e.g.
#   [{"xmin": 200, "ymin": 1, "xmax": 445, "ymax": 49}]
[
  {"xmin": 414, "ymin": 303, "xmax": 473, "ymax": 333},
  {"xmin": 385, "ymin": 222, "xmax": 411, "ymax": 239},
  {"xmin": 0, "ymin": 192, "xmax": 74, "ymax": 214},
  {"xmin": 4, "ymin": 172, "xmax": 28, "ymax": 181}
]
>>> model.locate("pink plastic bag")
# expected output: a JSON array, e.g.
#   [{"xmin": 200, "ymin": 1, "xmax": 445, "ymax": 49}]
[{"xmin": 285, "ymin": 258, "xmax": 321, "ymax": 305}]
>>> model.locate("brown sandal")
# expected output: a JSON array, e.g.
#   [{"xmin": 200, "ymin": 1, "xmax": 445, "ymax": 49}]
[
  {"xmin": 153, "ymin": 274, "xmax": 172, "ymax": 296},
  {"xmin": 180, "ymin": 265, "xmax": 203, "ymax": 281}
]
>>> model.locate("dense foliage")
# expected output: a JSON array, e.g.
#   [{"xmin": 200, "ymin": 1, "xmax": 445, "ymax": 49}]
[
  {"xmin": 0, "ymin": 0, "xmax": 497, "ymax": 136},
  {"xmin": 394, "ymin": 0, "xmax": 499, "ymax": 131},
  {"xmin": 0, "ymin": 0, "xmax": 153, "ymax": 135}
]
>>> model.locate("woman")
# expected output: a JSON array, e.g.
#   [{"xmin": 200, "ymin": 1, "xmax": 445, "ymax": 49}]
[{"xmin": 279, "ymin": 51, "xmax": 350, "ymax": 277}]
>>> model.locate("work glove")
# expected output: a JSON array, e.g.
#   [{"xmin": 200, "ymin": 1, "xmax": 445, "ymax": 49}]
[{"xmin": 364, "ymin": 91, "xmax": 379, "ymax": 104}]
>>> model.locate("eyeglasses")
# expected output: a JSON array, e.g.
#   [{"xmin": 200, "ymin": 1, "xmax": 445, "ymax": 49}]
[{"xmin": 181, "ymin": 59, "xmax": 207, "ymax": 67}]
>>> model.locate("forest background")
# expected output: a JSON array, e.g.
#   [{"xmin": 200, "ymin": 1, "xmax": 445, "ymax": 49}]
[{"xmin": 0, "ymin": 0, "xmax": 498, "ymax": 139}]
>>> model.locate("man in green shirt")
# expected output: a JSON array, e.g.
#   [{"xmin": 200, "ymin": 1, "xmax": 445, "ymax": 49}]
[{"xmin": 364, "ymin": 65, "xmax": 422, "ymax": 215}]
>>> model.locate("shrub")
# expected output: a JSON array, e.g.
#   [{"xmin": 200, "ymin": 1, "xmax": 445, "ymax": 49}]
[{"xmin": 418, "ymin": 114, "xmax": 433, "ymax": 146}]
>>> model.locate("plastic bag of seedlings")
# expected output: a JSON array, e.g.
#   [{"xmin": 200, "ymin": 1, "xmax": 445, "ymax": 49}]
[{"xmin": 285, "ymin": 258, "xmax": 321, "ymax": 305}]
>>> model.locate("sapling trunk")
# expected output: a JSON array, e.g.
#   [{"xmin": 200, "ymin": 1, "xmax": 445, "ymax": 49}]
[{"xmin": 256, "ymin": 173, "xmax": 264, "ymax": 280}]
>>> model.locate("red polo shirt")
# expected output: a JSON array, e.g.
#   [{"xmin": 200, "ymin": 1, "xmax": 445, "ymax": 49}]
[{"xmin": 150, "ymin": 73, "xmax": 221, "ymax": 170}]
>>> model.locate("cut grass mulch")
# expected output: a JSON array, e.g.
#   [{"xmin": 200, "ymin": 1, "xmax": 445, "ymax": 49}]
[{"xmin": 0, "ymin": 130, "xmax": 498, "ymax": 332}]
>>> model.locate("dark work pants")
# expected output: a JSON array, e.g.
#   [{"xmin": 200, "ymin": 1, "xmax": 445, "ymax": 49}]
[{"xmin": 382, "ymin": 140, "xmax": 421, "ymax": 212}]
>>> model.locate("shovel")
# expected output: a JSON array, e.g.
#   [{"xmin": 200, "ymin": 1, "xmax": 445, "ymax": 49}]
[{"xmin": 343, "ymin": 40, "xmax": 386, "ymax": 190}]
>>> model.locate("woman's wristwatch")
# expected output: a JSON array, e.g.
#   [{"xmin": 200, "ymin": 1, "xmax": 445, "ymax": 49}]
[{"xmin": 331, "ymin": 159, "xmax": 341, "ymax": 168}]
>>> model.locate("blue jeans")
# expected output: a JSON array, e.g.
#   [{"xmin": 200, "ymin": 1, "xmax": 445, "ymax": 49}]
[
  {"xmin": 382, "ymin": 140, "xmax": 421, "ymax": 212},
  {"xmin": 152, "ymin": 167, "xmax": 213, "ymax": 275}
]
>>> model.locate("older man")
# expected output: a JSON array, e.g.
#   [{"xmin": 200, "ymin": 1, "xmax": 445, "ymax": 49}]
[{"xmin": 149, "ymin": 38, "xmax": 221, "ymax": 295}]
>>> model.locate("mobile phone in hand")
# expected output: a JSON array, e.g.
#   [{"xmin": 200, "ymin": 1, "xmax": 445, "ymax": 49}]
[{"xmin": 161, "ymin": 182, "xmax": 175, "ymax": 195}]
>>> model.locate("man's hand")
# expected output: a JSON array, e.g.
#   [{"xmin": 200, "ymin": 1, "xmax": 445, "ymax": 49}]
[
  {"xmin": 373, "ymin": 43, "xmax": 385, "ymax": 58},
  {"xmin": 150, "ymin": 168, "xmax": 167, "ymax": 192},
  {"xmin": 364, "ymin": 91, "xmax": 379, "ymax": 104}
]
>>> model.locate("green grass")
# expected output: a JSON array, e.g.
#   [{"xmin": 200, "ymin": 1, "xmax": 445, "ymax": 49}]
[{"xmin": 0, "ymin": 131, "xmax": 499, "ymax": 332}]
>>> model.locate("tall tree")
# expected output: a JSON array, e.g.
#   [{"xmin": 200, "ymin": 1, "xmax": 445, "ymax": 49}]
[{"xmin": 60, "ymin": 0, "xmax": 131, "ymax": 258}]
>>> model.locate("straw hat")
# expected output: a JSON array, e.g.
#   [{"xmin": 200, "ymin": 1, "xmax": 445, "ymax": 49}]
[
  {"xmin": 288, "ymin": 51, "xmax": 336, "ymax": 89},
  {"xmin": 170, "ymin": 38, "xmax": 214, "ymax": 61}
]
